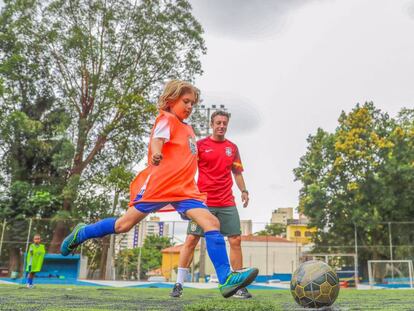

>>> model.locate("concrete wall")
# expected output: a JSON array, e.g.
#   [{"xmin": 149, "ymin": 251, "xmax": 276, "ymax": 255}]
[{"xmin": 205, "ymin": 240, "xmax": 301, "ymax": 277}]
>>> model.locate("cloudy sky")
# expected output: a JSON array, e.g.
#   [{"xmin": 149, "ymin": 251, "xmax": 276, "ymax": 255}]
[
  {"xmin": 2, "ymin": 0, "xmax": 414, "ymax": 229},
  {"xmin": 156, "ymin": 0, "xmax": 414, "ymax": 226}
]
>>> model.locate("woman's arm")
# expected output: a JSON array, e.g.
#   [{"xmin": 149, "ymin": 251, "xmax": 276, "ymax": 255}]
[{"xmin": 151, "ymin": 137, "xmax": 165, "ymax": 165}]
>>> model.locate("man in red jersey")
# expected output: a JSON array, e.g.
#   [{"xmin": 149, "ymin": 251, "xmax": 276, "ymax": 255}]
[{"xmin": 170, "ymin": 110, "xmax": 252, "ymax": 299}]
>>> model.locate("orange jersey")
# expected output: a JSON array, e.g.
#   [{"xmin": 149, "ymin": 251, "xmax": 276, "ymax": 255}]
[{"xmin": 129, "ymin": 110, "xmax": 206, "ymax": 210}]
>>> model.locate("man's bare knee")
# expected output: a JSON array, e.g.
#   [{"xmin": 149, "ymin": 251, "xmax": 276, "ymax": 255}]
[{"xmin": 228, "ymin": 235, "xmax": 242, "ymax": 248}]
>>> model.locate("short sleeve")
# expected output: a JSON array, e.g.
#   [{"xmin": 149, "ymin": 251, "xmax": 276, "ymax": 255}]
[
  {"xmin": 153, "ymin": 116, "xmax": 171, "ymax": 142},
  {"xmin": 231, "ymin": 146, "xmax": 244, "ymax": 174}
]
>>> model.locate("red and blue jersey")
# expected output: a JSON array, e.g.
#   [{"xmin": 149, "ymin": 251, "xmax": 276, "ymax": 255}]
[{"xmin": 197, "ymin": 137, "xmax": 244, "ymax": 207}]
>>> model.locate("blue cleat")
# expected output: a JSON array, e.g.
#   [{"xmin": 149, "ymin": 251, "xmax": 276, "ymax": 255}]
[
  {"xmin": 219, "ymin": 267, "xmax": 259, "ymax": 298},
  {"xmin": 60, "ymin": 223, "xmax": 86, "ymax": 256}
]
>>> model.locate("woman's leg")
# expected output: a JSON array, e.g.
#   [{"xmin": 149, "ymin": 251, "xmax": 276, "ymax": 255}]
[
  {"xmin": 185, "ymin": 208, "xmax": 220, "ymax": 231},
  {"xmin": 77, "ymin": 207, "xmax": 148, "ymax": 243},
  {"xmin": 114, "ymin": 207, "xmax": 148, "ymax": 233},
  {"xmin": 61, "ymin": 206, "xmax": 148, "ymax": 256},
  {"xmin": 185, "ymin": 208, "xmax": 231, "ymax": 284},
  {"xmin": 177, "ymin": 202, "xmax": 258, "ymax": 298}
]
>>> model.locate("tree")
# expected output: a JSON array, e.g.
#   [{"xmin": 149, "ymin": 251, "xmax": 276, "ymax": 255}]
[
  {"xmin": 0, "ymin": 0, "xmax": 206, "ymax": 252},
  {"xmin": 0, "ymin": 0, "xmax": 72, "ymax": 219},
  {"xmin": 255, "ymin": 223, "xmax": 286, "ymax": 236},
  {"xmin": 115, "ymin": 235, "xmax": 172, "ymax": 280},
  {"xmin": 294, "ymin": 103, "xmax": 414, "ymax": 276},
  {"xmin": 74, "ymin": 146, "xmax": 135, "ymax": 279},
  {"xmin": 139, "ymin": 235, "xmax": 172, "ymax": 279},
  {"xmin": 0, "ymin": 0, "xmax": 75, "ymax": 271}
]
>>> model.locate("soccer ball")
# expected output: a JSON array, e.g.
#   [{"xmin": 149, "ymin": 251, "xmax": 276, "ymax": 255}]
[{"xmin": 290, "ymin": 260, "xmax": 340, "ymax": 308}]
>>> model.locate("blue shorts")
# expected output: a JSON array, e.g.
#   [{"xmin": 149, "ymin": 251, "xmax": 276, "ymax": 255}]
[{"xmin": 133, "ymin": 195, "xmax": 207, "ymax": 220}]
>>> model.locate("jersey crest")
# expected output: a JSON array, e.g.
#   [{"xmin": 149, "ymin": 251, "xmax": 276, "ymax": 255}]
[{"xmin": 225, "ymin": 146, "xmax": 232, "ymax": 157}]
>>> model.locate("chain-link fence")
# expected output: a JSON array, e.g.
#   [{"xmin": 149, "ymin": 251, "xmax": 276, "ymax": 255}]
[{"xmin": 0, "ymin": 218, "xmax": 413, "ymax": 287}]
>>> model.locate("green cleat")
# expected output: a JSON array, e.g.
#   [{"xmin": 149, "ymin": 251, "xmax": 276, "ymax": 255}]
[
  {"xmin": 219, "ymin": 268, "xmax": 258, "ymax": 298},
  {"xmin": 60, "ymin": 223, "xmax": 86, "ymax": 256}
]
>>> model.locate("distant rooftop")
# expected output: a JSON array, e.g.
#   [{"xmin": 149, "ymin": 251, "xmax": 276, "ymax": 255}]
[
  {"xmin": 287, "ymin": 218, "xmax": 309, "ymax": 225},
  {"xmin": 241, "ymin": 235, "xmax": 293, "ymax": 243}
]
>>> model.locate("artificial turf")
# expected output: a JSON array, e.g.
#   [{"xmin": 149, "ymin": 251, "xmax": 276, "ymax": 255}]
[{"xmin": 0, "ymin": 285, "xmax": 413, "ymax": 310}]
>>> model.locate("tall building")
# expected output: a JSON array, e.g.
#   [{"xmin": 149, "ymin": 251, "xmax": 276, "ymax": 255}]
[
  {"xmin": 114, "ymin": 216, "xmax": 170, "ymax": 254},
  {"xmin": 271, "ymin": 208, "xmax": 294, "ymax": 225},
  {"xmin": 240, "ymin": 220, "xmax": 252, "ymax": 235}
]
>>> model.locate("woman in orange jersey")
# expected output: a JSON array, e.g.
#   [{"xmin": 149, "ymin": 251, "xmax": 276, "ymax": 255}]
[{"xmin": 61, "ymin": 80, "xmax": 258, "ymax": 298}]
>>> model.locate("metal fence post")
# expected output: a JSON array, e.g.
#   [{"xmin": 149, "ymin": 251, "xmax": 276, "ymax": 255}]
[
  {"xmin": 171, "ymin": 221, "xmax": 175, "ymax": 282},
  {"xmin": 354, "ymin": 223, "xmax": 359, "ymax": 286},
  {"xmin": 388, "ymin": 222, "xmax": 395, "ymax": 281},
  {"xmin": 388, "ymin": 222, "xmax": 393, "ymax": 261},
  {"xmin": 0, "ymin": 219, "xmax": 6, "ymax": 258},
  {"xmin": 25, "ymin": 218, "xmax": 33, "ymax": 255},
  {"xmin": 137, "ymin": 246, "xmax": 142, "ymax": 281},
  {"xmin": 199, "ymin": 237, "xmax": 206, "ymax": 281},
  {"xmin": 136, "ymin": 223, "xmax": 143, "ymax": 280},
  {"xmin": 266, "ymin": 235, "xmax": 269, "ymax": 276},
  {"xmin": 105, "ymin": 234, "xmax": 115, "ymax": 280}
]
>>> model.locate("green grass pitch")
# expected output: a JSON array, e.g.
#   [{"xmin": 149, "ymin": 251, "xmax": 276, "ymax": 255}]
[{"xmin": 0, "ymin": 285, "xmax": 413, "ymax": 310}]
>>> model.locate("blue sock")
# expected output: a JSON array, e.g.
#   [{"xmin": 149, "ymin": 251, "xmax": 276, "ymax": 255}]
[
  {"xmin": 77, "ymin": 217, "xmax": 117, "ymax": 243},
  {"xmin": 204, "ymin": 230, "xmax": 231, "ymax": 284},
  {"xmin": 27, "ymin": 277, "xmax": 33, "ymax": 285}
]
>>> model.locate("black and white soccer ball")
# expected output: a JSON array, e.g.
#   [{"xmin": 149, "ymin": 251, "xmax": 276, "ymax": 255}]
[{"xmin": 290, "ymin": 260, "xmax": 340, "ymax": 308}]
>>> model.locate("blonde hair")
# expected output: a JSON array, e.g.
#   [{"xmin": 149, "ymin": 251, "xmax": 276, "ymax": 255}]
[{"xmin": 158, "ymin": 80, "xmax": 200, "ymax": 111}]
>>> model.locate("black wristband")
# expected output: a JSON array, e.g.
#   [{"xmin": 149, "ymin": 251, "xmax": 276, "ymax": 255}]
[{"xmin": 242, "ymin": 190, "xmax": 249, "ymax": 195}]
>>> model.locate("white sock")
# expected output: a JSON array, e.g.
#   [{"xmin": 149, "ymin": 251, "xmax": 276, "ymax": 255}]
[{"xmin": 176, "ymin": 267, "xmax": 189, "ymax": 285}]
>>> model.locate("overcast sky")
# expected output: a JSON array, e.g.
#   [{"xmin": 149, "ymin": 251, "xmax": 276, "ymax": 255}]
[
  {"xmin": 2, "ymin": 0, "xmax": 414, "ymax": 229},
  {"xmin": 156, "ymin": 0, "xmax": 414, "ymax": 226}
]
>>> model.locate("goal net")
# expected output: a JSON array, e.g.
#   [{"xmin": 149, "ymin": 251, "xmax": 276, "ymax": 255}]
[{"xmin": 368, "ymin": 260, "xmax": 414, "ymax": 289}]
